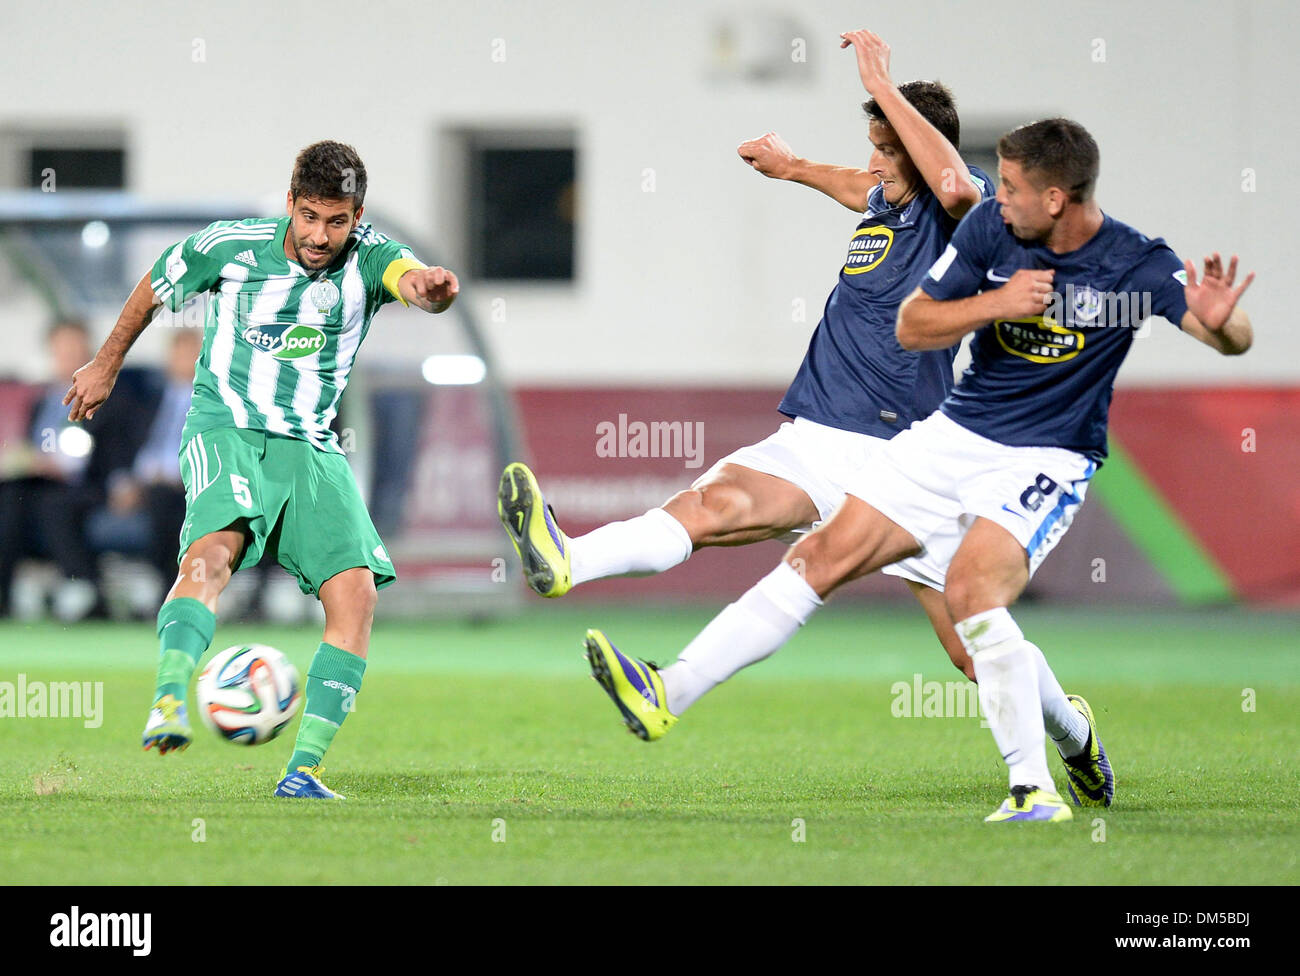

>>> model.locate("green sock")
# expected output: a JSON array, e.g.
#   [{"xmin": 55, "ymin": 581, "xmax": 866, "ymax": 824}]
[
  {"xmin": 153, "ymin": 597, "xmax": 216, "ymax": 703},
  {"xmin": 287, "ymin": 643, "xmax": 366, "ymax": 771}
]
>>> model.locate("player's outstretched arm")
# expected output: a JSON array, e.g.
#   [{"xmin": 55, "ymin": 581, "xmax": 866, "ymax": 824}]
[
  {"xmin": 840, "ymin": 29, "xmax": 981, "ymax": 219},
  {"xmin": 1180, "ymin": 253, "xmax": 1254, "ymax": 355},
  {"xmin": 737, "ymin": 131, "xmax": 877, "ymax": 213},
  {"xmin": 64, "ymin": 272, "xmax": 161, "ymax": 421},
  {"xmin": 896, "ymin": 269, "xmax": 1056, "ymax": 350},
  {"xmin": 398, "ymin": 266, "xmax": 460, "ymax": 313}
]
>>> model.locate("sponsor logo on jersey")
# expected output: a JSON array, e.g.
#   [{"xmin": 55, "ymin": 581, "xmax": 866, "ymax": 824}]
[
  {"xmin": 994, "ymin": 316, "xmax": 1085, "ymax": 363},
  {"xmin": 843, "ymin": 225, "xmax": 894, "ymax": 275},
  {"xmin": 234, "ymin": 249, "xmax": 258, "ymax": 267},
  {"xmin": 241, "ymin": 323, "xmax": 327, "ymax": 360}
]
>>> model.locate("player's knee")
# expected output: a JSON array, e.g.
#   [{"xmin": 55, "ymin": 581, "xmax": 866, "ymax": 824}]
[
  {"xmin": 670, "ymin": 481, "xmax": 750, "ymax": 540},
  {"xmin": 944, "ymin": 573, "xmax": 995, "ymax": 624},
  {"xmin": 324, "ymin": 568, "xmax": 377, "ymax": 619},
  {"xmin": 356, "ymin": 578, "xmax": 378, "ymax": 617},
  {"xmin": 783, "ymin": 533, "xmax": 839, "ymax": 595}
]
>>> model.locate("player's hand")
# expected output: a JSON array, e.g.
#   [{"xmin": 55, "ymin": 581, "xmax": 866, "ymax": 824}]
[
  {"xmin": 994, "ymin": 269, "xmax": 1056, "ymax": 319},
  {"xmin": 840, "ymin": 29, "xmax": 893, "ymax": 95},
  {"xmin": 737, "ymin": 132, "xmax": 800, "ymax": 181},
  {"xmin": 1183, "ymin": 253, "xmax": 1254, "ymax": 331},
  {"xmin": 403, "ymin": 266, "xmax": 459, "ymax": 313},
  {"xmin": 63, "ymin": 355, "xmax": 120, "ymax": 422}
]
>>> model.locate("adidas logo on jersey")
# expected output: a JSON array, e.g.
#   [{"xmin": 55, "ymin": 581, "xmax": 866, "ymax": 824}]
[{"xmin": 234, "ymin": 249, "xmax": 258, "ymax": 267}]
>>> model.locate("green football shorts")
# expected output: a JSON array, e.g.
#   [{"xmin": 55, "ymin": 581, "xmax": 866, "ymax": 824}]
[{"xmin": 177, "ymin": 427, "xmax": 395, "ymax": 596}]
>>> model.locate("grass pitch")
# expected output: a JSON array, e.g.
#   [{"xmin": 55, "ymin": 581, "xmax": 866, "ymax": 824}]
[{"xmin": 0, "ymin": 605, "xmax": 1296, "ymax": 885}]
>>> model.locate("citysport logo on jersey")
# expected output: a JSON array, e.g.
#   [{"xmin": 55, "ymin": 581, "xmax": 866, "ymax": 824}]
[
  {"xmin": 842, "ymin": 225, "xmax": 894, "ymax": 275},
  {"xmin": 241, "ymin": 324, "xmax": 327, "ymax": 360}
]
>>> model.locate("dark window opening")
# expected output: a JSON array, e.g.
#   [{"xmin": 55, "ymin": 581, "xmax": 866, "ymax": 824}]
[
  {"xmin": 469, "ymin": 145, "xmax": 575, "ymax": 281},
  {"xmin": 27, "ymin": 147, "xmax": 126, "ymax": 189}
]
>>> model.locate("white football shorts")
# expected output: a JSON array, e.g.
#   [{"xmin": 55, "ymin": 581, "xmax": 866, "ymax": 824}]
[
  {"xmin": 707, "ymin": 416, "xmax": 944, "ymax": 587},
  {"xmin": 844, "ymin": 411, "xmax": 1097, "ymax": 589}
]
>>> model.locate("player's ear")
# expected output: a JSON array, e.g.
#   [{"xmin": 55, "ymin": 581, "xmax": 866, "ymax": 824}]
[
  {"xmin": 285, "ymin": 190, "xmax": 294, "ymax": 216},
  {"xmin": 352, "ymin": 204, "xmax": 364, "ymax": 227}
]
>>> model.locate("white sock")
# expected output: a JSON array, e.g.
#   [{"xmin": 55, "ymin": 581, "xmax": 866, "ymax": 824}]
[
  {"xmin": 661, "ymin": 562, "xmax": 822, "ymax": 714},
  {"xmin": 1026, "ymin": 642, "xmax": 1091, "ymax": 757},
  {"xmin": 569, "ymin": 508, "xmax": 693, "ymax": 586},
  {"xmin": 956, "ymin": 608, "xmax": 1054, "ymax": 793}
]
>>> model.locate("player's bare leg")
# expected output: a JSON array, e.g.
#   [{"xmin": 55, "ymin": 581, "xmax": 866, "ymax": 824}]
[
  {"xmin": 143, "ymin": 525, "xmax": 248, "ymax": 755},
  {"xmin": 662, "ymin": 463, "xmax": 820, "ymax": 548},
  {"xmin": 165, "ymin": 526, "xmax": 249, "ymax": 612},
  {"xmin": 277, "ymin": 567, "xmax": 377, "ymax": 799},
  {"xmin": 905, "ymin": 580, "xmax": 974, "ymax": 680},
  {"xmin": 318, "ymin": 566, "xmax": 377, "ymax": 658},
  {"xmin": 570, "ymin": 462, "xmax": 821, "ymax": 588}
]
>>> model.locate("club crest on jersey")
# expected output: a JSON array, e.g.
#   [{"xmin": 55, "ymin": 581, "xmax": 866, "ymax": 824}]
[
  {"xmin": 308, "ymin": 279, "xmax": 340, "ymax": 313},
  {"xmin": 994, "ymin": 317, "xmax": 1085, "ymax": 364},
  {"xmin": 165, "ymin": 253, "xmax": 187, "ymax": 284},
  {"xmin": 241, "ymin": 323, "xmax": 327, "ymax": 360},
  {"xmin": 843, "ymin": 226, "xmax": 894, "ymax": 275},
  {"xmin": 1070, "ymin": 285, "xmax": 1103, "ymax": 323}
]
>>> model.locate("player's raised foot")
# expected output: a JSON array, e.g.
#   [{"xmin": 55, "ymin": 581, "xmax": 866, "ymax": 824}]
[
  {"xmin": 1060, "ymin": 694, "xmax": 1115, "ymax": 807},
  {"xmin": 985, "ymin": 785, "xmax": 1073, "ymax": 823},
  {"xmin": 273, "ymin": 765, "xmax": 345, "ymax": 800},
  {"xmin": 141, "ymin": 694, "xmax": 192, "ymax": 755},
  {"xmin": 584, "ymin": 628, "xmax": 677, "ymax": 741},
  {"xmin": 498, "ymin": 462, "xmax": 572, "ymax": 598}
]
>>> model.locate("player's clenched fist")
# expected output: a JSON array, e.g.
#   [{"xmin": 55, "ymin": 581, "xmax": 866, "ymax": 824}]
[
  {"xmin": 401, "ymin": 266, "xmax": 460, "ymax": 313},
  {"xmin": 995, "ymin": 269, "xmax": 1056, "ymax": 319},
  {"xmin": 738, "ymin": 132, "xmax": 800, "ymax": 181}
]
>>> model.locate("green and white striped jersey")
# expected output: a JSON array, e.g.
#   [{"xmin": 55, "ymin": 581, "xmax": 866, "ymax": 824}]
[{"xmin": 150, "ymin": 216, "xmax": 424, "ymax": 453}]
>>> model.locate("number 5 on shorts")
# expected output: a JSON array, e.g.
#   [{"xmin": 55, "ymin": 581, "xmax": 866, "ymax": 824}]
[{"xmin": 230, "ymin": 474, "xmax": 253, "ymax": 509}]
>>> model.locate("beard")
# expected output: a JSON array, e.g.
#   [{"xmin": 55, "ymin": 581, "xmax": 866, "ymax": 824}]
[{"xmin": 290, "ymin": 233, "xmax": 338, "ymax": 270}]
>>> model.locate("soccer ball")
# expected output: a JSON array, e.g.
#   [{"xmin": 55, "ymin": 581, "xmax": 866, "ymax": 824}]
[{"xmin": 196, "ymin": 644, "xmax": 302, "ymax": 745}]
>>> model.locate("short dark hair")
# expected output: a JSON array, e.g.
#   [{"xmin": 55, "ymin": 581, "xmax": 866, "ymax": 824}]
[
  {"xmin": 290, "ymin": 140, "xmax": 367, "ymax": 210},
  {"xmin": 864, "ymin": 80, "xmax": 960, "ymax": 150},
  {"xmin": 997, "ymin": 118, "xmax": 1099, "ymax": 202}
]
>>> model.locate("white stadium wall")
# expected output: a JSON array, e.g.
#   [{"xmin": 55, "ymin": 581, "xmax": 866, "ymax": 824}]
[{"xmin": 0, "ymin": 0, "xmax": 1295, "ymax": 388}]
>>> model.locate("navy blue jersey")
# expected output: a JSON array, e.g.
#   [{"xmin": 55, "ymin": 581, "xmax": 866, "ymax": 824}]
[
  {"xmin": 920, "ymin": 199, "xmax": 1188, "ymax": 461},
  {"xmin": 779, "ymin": 165, "xmax": 994, "ymax": 439}
]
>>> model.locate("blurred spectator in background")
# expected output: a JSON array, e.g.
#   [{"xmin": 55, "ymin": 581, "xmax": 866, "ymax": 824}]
[
  {"xmin": 0, "ymin": 319, "xmax": 145, "ymax": 619},
  {"xmin": 90, "ymin": 327, "xmax": 200, "ymax": 602}
]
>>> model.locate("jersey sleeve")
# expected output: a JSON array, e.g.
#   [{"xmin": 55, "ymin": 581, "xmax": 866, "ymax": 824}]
[
  {"xmin": 1129, "ymin": 245, "xmax": 1190, "ymax": 328},
  {"xmin": 354, "ymin": 226, "xmax": 426, "ymax": 307},
  {"xmin": 149, "ymin": 222, "xmax": 228, "ymax": 311},
  {"xmin": 967, "ymin": 165, "xmax": 996, "ymax": 202},
  {"xmin": 920, "ymin": 198, "xmax": 998, "ymax": 301}
]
